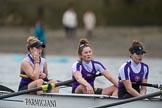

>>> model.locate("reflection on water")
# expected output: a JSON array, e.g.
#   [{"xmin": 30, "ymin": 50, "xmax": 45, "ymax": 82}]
[{"xmin": 0, "ymin": 53, "xmax": 162, "ymax": 94}]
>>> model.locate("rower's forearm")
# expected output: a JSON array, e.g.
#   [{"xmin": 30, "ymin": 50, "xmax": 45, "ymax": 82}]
[
  {"xmin": 109, "ymin": 76, "xmax": 118, "ymax": 87},
  {"xmin": 76, "ymin": 77, "xmax": 90, "ymax": 87},
  {"xmin": 33, "ymin": 63, "xmax": 40, "ymax": 79}
]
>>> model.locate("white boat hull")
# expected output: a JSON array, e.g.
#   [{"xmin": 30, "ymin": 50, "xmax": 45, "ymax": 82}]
[{"xmin": 0, "ymin": 91, "xmax": 162, "ymax": 108}]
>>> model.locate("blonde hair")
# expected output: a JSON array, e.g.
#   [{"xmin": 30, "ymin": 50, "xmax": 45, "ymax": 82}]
[{"xmin": 26, "ymin": 36, "xmax": 40, "ymax": 50}]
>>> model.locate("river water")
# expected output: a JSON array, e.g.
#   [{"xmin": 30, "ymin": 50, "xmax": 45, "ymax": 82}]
[{"xmin": 0, "ymin": 53, "xmax": 161, "ymax": 94}]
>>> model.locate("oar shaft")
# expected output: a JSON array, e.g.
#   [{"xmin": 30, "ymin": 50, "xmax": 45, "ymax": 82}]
[
  {"xmin": 0, "ymin": 85, "xmax": 15, "ymax": 92},
  {"xmin": 95, "ymin": 91, "xmax": 162, "ymax": 108},
  {"xmin": 0, "ymin": 87, "xmax": 42, "ymax": 99},
  {"xmin": 120, "ymin": 80, "xmax": 161, "ymax": 89},
  {"xmin": 56, "ymin": 79, "xmax": 75, "ymax": 87},
  {"xmin": 56, "ymin": 73, "xmax": 102, "ymax": 87},
  {"xmin": 140, "ymin": 83, "xmax": 159, "ymax": 88},
  {"xmin": 131, "ymin": 82, "xmax": 161, "ymax": 89}
]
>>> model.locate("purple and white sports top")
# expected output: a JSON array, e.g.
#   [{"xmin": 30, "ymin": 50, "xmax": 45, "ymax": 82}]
[
  {"xmin": 118, "ymin": 59, "xmax": 149, "ymax": 88},
  {"xmin": 72, "ymin": 60, "xmax": 106, "ymax": 93},
  {"xmin": 19, "ymin": 54, "xmax": 46, "ymax": 85}
]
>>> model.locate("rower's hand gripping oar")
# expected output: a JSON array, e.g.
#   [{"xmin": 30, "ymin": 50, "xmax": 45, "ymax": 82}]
[{"xmin": 0, "ymin": 73, "xmax": 102, "ymax": 99}]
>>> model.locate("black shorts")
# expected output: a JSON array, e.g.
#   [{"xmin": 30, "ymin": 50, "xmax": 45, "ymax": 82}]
[
  {"xmin": 118, "ymin": 87, "xmax": 140, "ymax": 99},
  {"xmin": 18, "ymin": 79, "xmax": 50, "ymax": 91}
]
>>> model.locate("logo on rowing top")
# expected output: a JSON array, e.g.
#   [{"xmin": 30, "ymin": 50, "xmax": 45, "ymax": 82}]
[{"xmin": 135, "ymin": 76, "xmax": 140, "ymax": 82}]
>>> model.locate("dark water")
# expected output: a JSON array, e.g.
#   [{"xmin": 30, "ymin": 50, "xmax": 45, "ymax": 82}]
[{"xmin": 0, "ymin": 53, "xmax": 161, "ymax": 94}]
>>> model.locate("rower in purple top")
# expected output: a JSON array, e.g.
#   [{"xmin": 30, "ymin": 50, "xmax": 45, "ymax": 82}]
[
  {"xmin": 18, "ymin": 36, "xmax": 59, "ymax": 94},
  {"xmin": 118, "ymin": 40, "xmax": 149, "ymax": 99},
  {"xmin": 72, "ymin": 38, "xmax": 118, "ymax": 96}
]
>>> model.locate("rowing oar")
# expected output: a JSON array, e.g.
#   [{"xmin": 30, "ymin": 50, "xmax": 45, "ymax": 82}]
[
  {"xmin": 120, "ymin": 80, "xmax": 162, "ymax": 89},
  {"xmin": 139, "ymin": 83, "xmax": 162, "ymax": 89},
  {"xmin": 132, "ymin": 82, "xmax": 162, "ymax": 89},
  {"xmin": 0, "ymin": 85, "xmax": 15, "ymax": 92},
  {"xmin": 57, "ymin": 73, "xmax": 102, "ymax": 87},
  {"xmin": 95, "ymin": 90, "xmax": 162, "ymax": 108},
  {"xmin": 0, "ymin": 73, "xmax": 101, "ymax": 99}
]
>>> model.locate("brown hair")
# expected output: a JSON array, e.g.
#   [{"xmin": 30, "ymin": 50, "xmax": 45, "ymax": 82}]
[
  {"xmin": 77, "ymin": 38, "xmax": 91, "ymax": 56},
  {"xmin": 129, "ymin": 40, "xmax": 144, "ymax": 54}
]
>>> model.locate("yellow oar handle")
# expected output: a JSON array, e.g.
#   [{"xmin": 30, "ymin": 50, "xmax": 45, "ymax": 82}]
[
  {"xmin": 41, "ymin": 84, "xmax": 48, "ymax": 91},
  {"xmin": 49, "ymin": 83, "xmax": 55, "ymax": 90},
  {"xmin": 41, "ymin": 83, "xmax": 55, "ymax": 91},
  {"xmin": 119, "ymin": 80, "xmax": 123, "ymax": 83},
  {"xmin": 19, "ymin": 74, "xmax": 29, "ymax": 78}
]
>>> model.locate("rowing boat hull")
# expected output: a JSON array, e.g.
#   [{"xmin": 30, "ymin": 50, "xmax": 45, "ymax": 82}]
[{"xmin": 0, "ymin": 91, "xmax": 161, "ymax": 108}]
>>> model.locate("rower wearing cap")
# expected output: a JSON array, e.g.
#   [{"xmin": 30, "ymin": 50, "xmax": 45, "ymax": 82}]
[
  {"xmin": 118, "ymin": 40, "xmax": 149, "ymax": 99},
  {"xmin": 28, "ymin": 41, "xmax": 46, "ymax": 49},
  {"xmin": 18, "ymin": 36, "xmax": 59, "ymax": 94}
]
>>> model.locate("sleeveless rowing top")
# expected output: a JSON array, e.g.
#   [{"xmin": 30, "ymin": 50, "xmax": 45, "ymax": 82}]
[
  {"xmin": 72, "ymin": 60, "xmax": 106, "ymax": 93},
  {"xmin": 118, "ymin": 59, "xmax": 149, "ymax": 98},
  {"xmin": 19, "ymin": 54, "xmax": 45, "ymax": 86}
]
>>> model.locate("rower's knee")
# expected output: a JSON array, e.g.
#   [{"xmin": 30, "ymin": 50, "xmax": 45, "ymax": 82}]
[
  {"xmin": 37, "ymin": 79, "xmax": 44, "ymax": 85},
  {"xmin": 48, "ymin": 80, "xmax": 59, "ymax": 93}
]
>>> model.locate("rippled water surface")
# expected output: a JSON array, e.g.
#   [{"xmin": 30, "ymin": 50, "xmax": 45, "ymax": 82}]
[{"xmin": 0, "ymin": 53, "xmax": 162, "ymax": 94}]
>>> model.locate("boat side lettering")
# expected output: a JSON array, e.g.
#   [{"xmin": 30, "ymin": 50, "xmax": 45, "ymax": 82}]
[{"xmin": 25, "ymin": 98, "xmax": 56, "ymax": 107}]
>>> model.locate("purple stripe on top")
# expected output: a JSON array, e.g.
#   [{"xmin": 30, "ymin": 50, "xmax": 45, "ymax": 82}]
[
  {"xmin": 93, "ymin": 60, "xmax": 106, "ymax": 70},
  {"xmin": 76, "ymin": 61, "xmax": 81, "ymax": 71},
  {"xmin": 141, "ymin": 62, "xmax": 149, "ymax": 79},
  {"xmin": 124, "ymin": 61, "xmax": 131, "ymax": 80}
]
